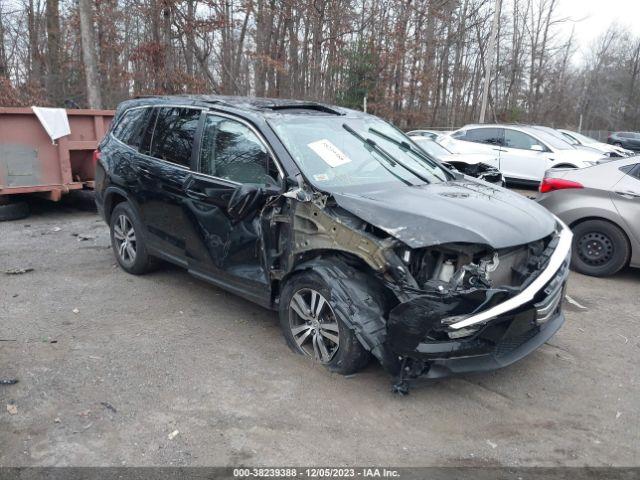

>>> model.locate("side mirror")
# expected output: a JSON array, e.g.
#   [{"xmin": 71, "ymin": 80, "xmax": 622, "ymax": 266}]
[{"xmin": 531, "ymin": 144, "xmax": 544, "ymax": 152}]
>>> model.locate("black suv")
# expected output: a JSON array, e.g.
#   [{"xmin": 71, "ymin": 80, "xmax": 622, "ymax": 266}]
[{"xmin": 95, "ymin": 96, "xmax": 571, "ymax": 392}]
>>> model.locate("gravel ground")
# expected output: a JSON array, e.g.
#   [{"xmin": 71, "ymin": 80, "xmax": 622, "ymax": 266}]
[{"xmin": 0, "ymin": 192, "xmax": 638, "ymax": 467}]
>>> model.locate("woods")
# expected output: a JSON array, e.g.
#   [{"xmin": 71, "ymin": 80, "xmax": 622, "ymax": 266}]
[{"xmin": 1, "ymin": 0, "xmax": 640, "ymax": 131}]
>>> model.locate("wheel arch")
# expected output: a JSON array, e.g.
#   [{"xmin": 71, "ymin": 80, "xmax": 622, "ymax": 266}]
[
  {"xmin": 103, "ymin": 187, "xmax": 140, "ymax": 225},
  {"xmin": 274, "ymin": 249, "xmax": 391, "ymax": 305}
]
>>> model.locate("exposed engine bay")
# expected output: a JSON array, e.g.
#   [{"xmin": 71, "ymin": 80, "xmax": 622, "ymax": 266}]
[{"xmin": 442, "ymin": 161, "xmax": 504, "ymax": 185}]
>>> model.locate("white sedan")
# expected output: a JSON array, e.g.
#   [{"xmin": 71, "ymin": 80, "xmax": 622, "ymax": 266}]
[{"xmin": 439, "ymin": 124, "xmax": 606, "ymax": 184}]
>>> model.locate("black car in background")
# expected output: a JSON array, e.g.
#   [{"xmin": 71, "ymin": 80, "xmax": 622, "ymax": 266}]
[
  {"xmin": 94, "ymin": 95, "xmax": 571, "ymax": 392},
  {"xmin": 607, "ymin": 131, "xmax": 640, "ymax": 151}
]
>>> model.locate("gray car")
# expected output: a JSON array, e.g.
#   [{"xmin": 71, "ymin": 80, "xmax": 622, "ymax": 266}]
[{"xmin": 537, "ymin": 158, "xmax": 640, "ymax": 276}]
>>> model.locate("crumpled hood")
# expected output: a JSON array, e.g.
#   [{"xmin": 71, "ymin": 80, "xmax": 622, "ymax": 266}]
[
  {"xmin": 328, "ymin": 180, "xmax": 556, "ymax": 249},
  {"xmin": 439, "ymin": 152, "xmax": 499, "ymax": 166}
]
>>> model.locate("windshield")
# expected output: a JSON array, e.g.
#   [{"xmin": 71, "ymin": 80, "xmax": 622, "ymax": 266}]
[
  {"xmin": 563, "ymin": 130, "xmax": 597, "ymax": 145},
  {"xmin": 413, "ymin": 138, "xmax": 451, "ymax": 156},
  {"xmin": 269, "ymin": 115, "xmax": 450, "ymax": 188},
  {"xmin": 526, "ymin": 128, "xmax": 574, "ymax": 150}
]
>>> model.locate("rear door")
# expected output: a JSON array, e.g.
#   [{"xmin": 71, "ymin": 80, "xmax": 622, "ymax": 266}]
[
  {"xmin": 500, "ymin": 128, "xmax": 550, "ymax": 182},
  {"xmin": 135, "ymin": 106, "xmax": 202, "ymax": 264},
  {"xmin": 183, "ymin": 112, "xmax": 282, "ymax": 305},
  {"xmin": 611, "ymin": 163, "xmax": 640, "ymax": 245}
]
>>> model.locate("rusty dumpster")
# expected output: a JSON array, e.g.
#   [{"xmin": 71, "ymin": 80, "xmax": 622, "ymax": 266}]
[{"xmin": 0, "ymin": 107, "xmax": 114, "ymax": 220}]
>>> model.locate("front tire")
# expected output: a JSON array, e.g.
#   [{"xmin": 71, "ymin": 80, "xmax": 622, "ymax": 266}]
[
  {"xmin": 571, "ymin": 219, "xmax": 629, "ymax": 276},
  {"xmin": 279, "ymin": 271, "xmax": 370, "ymax": 375},
  {"xmin": 109, "ymin": 202, "xmax": 156, "ymax": 275}
]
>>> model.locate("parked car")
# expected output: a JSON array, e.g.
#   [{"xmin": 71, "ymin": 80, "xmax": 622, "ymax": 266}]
[
  {"xmin": 96, "ymin": 96, "xmax": 571, "ymax": 393},
  {"xmin": 607, "ymin": 131, "xmax": 640, "ymax": 151},
  {"xmin": 441, "ymin": 124, "xmax": 605, "ymax": 184},
  {"xmin": 558, "ymin": 129, "xmax": 633, "ymax": 157},
  {"xmin": 537, "ymin": 158, "xmax": 640, "ymax": 276},
  {"xmin": 406, "ymin": 129, "xmax": 448, "ymax": 140},
  {"xmin": 411, "ymin": 135, "xmax": 504, "ymax": 185}
]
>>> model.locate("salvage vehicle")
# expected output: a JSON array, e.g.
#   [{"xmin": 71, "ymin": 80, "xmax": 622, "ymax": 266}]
[
  {"xmin": 406, "ymin": 129, "xmax": 449, "ymax": 140},
  {"xmin": 558, "ymin": 129, "xmax": 633, "ymax": 158},
  {"xmin": 440, "ymin": 124, "xmax": 604, "ymax": 184},
  {"xmin": 537, "ymin": 158, "xmax": 640, "ymax": 277},
  {"xmin": 410, "ymin": 135, "xmax": 504, "ymax": 185},
  {"xmin": 95, "ymin": 96, "xmax": 572, "ymax": 393}
]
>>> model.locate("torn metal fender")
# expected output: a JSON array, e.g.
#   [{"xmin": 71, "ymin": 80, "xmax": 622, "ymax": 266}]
[
  {"xmin": 290, "ymin": 257, "xmax": 401, "ymax": 375},
  {"xmin": 286, "ymin": 198, "xmax": 415, "ymax": 286}
]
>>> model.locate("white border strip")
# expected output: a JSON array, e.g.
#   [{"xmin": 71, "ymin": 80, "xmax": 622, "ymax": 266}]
[{"xmin": 449, "ymin": 223, "xmax": 573, "ymax": 330}]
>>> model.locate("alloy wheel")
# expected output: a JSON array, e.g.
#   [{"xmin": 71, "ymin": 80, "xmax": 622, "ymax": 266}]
[
  {"xmin": 113, "ymin": 214, "xmax": 137, "ymax": 265},
  {"xmin": 288, "ymin": 288, "xmax": 340, "ymax": 363}
]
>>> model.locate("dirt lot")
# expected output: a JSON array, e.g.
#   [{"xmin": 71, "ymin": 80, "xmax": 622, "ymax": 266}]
[{"xmin": 1, "ymin": 191, "xmax": 639, "ymax": 467}]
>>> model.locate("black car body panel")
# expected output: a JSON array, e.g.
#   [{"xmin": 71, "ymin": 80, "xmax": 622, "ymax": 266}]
[
  {"xmin": 327, "ymin": 181, "xmax": 555, "ymax": 249},
  {"xmin": 95, "ymin": 95, "xmax": 571, "ymax": 391}
]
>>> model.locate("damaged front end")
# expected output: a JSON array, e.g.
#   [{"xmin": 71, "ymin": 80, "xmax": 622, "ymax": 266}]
[
  {"xmin": 385, "ymin": 225, "xmax": 571, "ymax": 391},
  {"xmin": 442, "ymin": 161, "xmax": 504, "ymax": 185},
  {"xmin": 277, "ymin": 187, "xmax": 572, "ymax": 393}
]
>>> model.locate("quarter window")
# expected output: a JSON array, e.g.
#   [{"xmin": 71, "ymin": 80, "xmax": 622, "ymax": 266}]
[
  {"xmin": 149, "ymin": 107, "xmax": 201, "ymax": 168},
  {"xmin": 112, "ymin": 108, "xmax": 151, "ymax": 149},
  {"xmin": 199, "ymin": 115, "xmax": 278, "ymax": 185}
]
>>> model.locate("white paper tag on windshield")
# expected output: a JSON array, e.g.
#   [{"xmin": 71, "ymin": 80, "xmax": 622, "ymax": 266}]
[{"xmin": 307, "ymin": 139, "xmax": 351, "ymax": 167}]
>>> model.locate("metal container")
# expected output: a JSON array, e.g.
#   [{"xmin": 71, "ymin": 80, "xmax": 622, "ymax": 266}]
[{"xmin": 0, "ymin": 107, "xmax": 114, "ymax": 202}]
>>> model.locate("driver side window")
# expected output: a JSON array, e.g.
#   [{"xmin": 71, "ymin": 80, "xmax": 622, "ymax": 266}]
[
  {"xmin": 504, "ymin": 129, "xmax": 542, "ymax": 151},
  {"xmin": 199, "ymin": 114, "xmax": 280, "ymax": 185}
]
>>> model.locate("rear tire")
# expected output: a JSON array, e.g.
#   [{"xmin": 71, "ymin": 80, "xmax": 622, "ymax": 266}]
[
  {"xmin": 0, "ymin": 200, "xmax": 30, "ymax": 221},
  {"xmin": 571, "ymin": 219, "xmax": 629, "ymax": 276},
  {"xmin": 109, "ymin": 202, "xmax": 157, "ymax": 275},
  {"xmin": 279, "ymin": 271, "xmax": 370, "ymax": 375}
]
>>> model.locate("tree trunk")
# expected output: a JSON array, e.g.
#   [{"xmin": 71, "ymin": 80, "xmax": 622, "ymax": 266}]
[
  {"xmin": 78, "ymin": 0, "xmax": 102, "ymax": 108},
  {"xmin": 45, "ymin": 0, "xmax": 62, "ymax": 104}
]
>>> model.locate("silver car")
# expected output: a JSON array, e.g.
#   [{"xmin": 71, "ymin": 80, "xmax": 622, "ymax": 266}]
[
  {"xmin": 558, "ymin": 129, "xmax": 634, "ymax": 158},
  {"xmin": 537, "ymin": 158, "xmax": 640, "ymax": 276}
]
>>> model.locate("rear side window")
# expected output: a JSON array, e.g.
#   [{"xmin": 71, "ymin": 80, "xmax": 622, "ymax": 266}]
[
  {"xmin": 466, "ymin": 128, "xmax": 504, "ymax": 146},
  {"xmin": 112, "ymin": 108, "xmax": 151, "ymax": 149},
  {"xmin": 150, "ymin": 107, "xmax": 201, "ymax": 168},
  {"xmin": 199, "ymin": 114, "xmax": 278, "ymax": 185}
]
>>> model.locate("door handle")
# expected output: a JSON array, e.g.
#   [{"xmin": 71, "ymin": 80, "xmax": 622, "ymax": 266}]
[
  {"xmin": 614, "ymin": 190, "xmax": 640, "ymax": 199},
  {"xmin": 492, "ymin": 147, "xmax": 505, "ymax": 152},
  {"xmin": 185, "ymin": 189, "xmax": 207, "ymax": 201}
]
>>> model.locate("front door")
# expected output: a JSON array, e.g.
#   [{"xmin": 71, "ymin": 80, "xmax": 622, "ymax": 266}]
[
  {"xmin": 500, "ymin": 128, "xmax": 550, "ymax": 182},
  {"xmin": 183, "ymin": 113, "xmax": 282, "ymax": 306}
]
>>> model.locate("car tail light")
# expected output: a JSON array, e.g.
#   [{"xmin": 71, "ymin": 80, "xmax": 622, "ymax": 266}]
[
  {"xmin": 539, "ymin": 177, "xmax": 584, "ymax": 193},
  {"xmin": 92, "ymin": 149, "xmax": 101, "ymax": 164}
]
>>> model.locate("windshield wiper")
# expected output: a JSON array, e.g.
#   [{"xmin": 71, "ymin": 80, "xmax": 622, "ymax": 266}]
[
  {"xmin": 368, "ymin": 127, "xmax": 448, "ymax": 182},
  {"xmin": 341, "ymin": 124, "xmax": 414, "ymax": 186}
]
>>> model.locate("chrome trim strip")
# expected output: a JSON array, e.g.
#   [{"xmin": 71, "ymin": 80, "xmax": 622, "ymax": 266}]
[{"xmin": 449, "ymin": 224, "xmax": 573, "ymax": 330}]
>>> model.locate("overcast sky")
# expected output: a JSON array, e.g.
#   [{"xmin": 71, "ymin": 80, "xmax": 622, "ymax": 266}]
[{"xmin": 556, "ymin": 0, "xmax": 640, "ymax": 58}]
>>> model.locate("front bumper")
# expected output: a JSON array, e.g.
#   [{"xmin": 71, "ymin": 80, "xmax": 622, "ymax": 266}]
[
  {"xmin": 419, "ymin": 310, "xmax": 564, "ymax": 379},
  {"xmin": 386, "ymin": 224, "xmax": 571, "ymax": 380}
]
